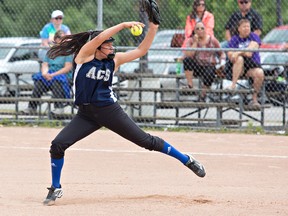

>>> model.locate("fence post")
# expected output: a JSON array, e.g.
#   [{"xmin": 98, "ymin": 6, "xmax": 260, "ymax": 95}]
[
  {"xmin": 97, "ymin": 0, "xmax": 103, "ymax": 30},
  {"xmin": 139, "ymin": 0, "xmax": 149, "ymax": 73},
  {"xmin": 276, "ymin": 0, "xmax": 283, "ymax": 26}
]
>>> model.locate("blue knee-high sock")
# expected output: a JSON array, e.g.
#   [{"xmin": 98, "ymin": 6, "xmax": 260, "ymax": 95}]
[
  {"xmin": 51, "ymin": 158, "xmax": 64, "ymax": 188},
  {"xmin": 161, "ymin": 141, "xmax": 189, "ymax": 164}
]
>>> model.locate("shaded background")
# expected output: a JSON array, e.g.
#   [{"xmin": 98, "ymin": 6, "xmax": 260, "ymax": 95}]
[{"xmin": 0, "ymin": 0, "xmax": 287, "ymax": 44}]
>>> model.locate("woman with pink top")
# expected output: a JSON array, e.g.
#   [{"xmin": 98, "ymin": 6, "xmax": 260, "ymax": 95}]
[
  {"xmin": 183, "ymin": 21, "xmax": 226, "ymax": 99},
  {"xmin": 181, "ymin": 0, "xmax": 214, "ymax": 49}
]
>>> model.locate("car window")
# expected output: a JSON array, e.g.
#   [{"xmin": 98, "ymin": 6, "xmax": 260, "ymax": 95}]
[
  {"xmin": 262, "ymin": 54, "xmax": 288, "ymax": 65},
  {"xmin": 153, "ymin": 34, "xmax": 173, "ymax": 45},
  {"xmin": 149, "ymin": 49, "xmax": 182, "ymax": 58},
  {"xmin": 273, "ymin": 55, "xmax": 288, "ymax": 64},
  {"xmin": 262, "ymin": 29, "xmax": 288, "ymax": 43},
  {"xmin": 0, "ymin": 43, "xmax": 13, "ymax": 60},
  {"xmin": 10, "ymin": 43, "xmax": 39, "ymax": 62}
]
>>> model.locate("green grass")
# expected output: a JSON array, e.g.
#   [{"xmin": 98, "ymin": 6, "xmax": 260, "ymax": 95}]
[
  {"xmin": 0, "ymin": 119, "xmax": 287, "ymax": 136},
  {"xmin": 0, "ymin": 119, "xmax": 64, "ymax": 128}
]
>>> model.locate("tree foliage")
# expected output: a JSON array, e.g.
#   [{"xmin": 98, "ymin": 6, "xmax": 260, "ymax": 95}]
[{"xmin": 0, "ymin": 0, "xmax": 287, "ymax": 44}]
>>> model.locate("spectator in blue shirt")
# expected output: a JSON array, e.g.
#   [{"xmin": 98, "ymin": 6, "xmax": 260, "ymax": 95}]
[
  {"xmin": 23, "ymin": 30, "xmax": 73, "ymax": 115},
  {"xmin": 226, "ymin": 19, "xmax": 264, "ymax": 107},
  {"xmin": 38, "ymin": 10, "xmax": 71, "ymax": 61}
]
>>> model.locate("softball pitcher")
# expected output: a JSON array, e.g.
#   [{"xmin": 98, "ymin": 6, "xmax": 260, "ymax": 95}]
[{"xmin": 43, "ymin": 0, "xmax": 206, "ymax": 206}]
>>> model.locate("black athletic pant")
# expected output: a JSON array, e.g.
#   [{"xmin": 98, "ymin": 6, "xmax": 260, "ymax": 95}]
[
  {"xmin": 29, "ymin": 80, "xmax": 65, "ymax": 109},
  {"xmin": 50, "ymin": 103, "xmax": 164, "ymax": 159},
  {"xmin": 183, "ymin": 57, "xmax": 215, "ymax": 87}
]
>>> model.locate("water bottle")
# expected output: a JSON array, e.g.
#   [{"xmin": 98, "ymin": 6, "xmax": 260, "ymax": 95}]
[{"xmin": 176, "ymin": 59, "xmax": 181, "ymax": 75}]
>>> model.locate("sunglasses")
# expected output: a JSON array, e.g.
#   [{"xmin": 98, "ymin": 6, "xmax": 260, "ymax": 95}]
[
  {"xmin": 55, "ymin": 17, "xmax": 63, "ymax": 20},
  {"xmin": 196, "ymin": 27, "xmax": 205, "ymax": 30},
  {"xmin": 101, "ymin": 46, "xmax": 116, "ymax": 51},
  {"xmin": 239, "ymin": 1, "xmax": 249, "ymax": 4},
  {"xmin": 196, "ymin": 3, "xmax": 205, "ymax": 6}
]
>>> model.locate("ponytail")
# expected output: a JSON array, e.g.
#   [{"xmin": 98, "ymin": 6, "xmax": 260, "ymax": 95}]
[{"xmin": 47, "ymin": 30, "xmax": 103, "ymax": 59}]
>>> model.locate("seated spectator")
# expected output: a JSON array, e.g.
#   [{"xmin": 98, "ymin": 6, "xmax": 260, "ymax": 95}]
[
  {"xmin": 223, "ymin": 0, "xmax": 262, "ymax": 47},
  {"xmin": 183, "ymin": 21, "xmax": 226, "ymax": 101},
  {"xmin": 225, "ymin": 19, "xmax": 264, "ymax": 107},
  {"xmin": 38, "ymin": 10, "xmax": 71, "ymax": 61},
  {"xmin": 22, "ymin": 30, "xmax": 73, "ymax": 115},
  {"xmin": 181, "ymin": 0, "xmax": 214, "ymax": 50}
]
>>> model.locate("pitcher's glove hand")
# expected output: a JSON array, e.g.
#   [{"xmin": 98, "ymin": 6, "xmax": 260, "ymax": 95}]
[{"xmin": 141, "ymin": 0, "xmax": 161, "ymax": 25}]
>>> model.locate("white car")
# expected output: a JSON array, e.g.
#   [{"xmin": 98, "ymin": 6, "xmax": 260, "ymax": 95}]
[
  {"xmin": 117, "ymin": 50, "xmax": 192, "ymax": 101},
  {"xmin": 116, "ymin": 29, "xmax": 199, "ymax": 101},
  {"xmin": 260, "ymin": 52, "xmax": 288, "ymax": 76},
  {"xmin": 152, "ymin": 29, "xmax": 185, "ymax": 49},
  {"xmin": 0, "ymin": 37, "xmax": 41, "ymax": 96},
  {"xmin": 260, "ymin": 52, "xmax": 288, "ymax": 105}
]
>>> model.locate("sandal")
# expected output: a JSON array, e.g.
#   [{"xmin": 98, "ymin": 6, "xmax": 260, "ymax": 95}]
[
  {"xmin": 248, "ymin": 101, "xmax": 261, "ymax": 108},
  {"xmin": 224, "ymin": 85, "xmax": 236, "ymax": 91},
  {"xmin": 182, "ymin": 84, "xmax": 193, "ymax": 89}
]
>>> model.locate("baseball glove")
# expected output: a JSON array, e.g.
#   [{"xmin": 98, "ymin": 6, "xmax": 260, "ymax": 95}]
[{"xmin": 141, "ymin": 0, "xmax": 161, "ymax": 25}]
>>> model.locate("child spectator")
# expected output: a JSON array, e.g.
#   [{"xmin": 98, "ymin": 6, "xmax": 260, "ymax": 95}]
[{"xmin": 22, "ymin": 30, "xmax": 73, "ymax": 115}]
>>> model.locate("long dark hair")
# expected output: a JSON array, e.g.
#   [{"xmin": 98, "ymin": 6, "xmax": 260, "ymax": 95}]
[
  {"xmin": 189, "ymin": 0, "xmax": 206, "ymax": 19},
  {"xmin": 47, "ymin": 30, "xmax": 102, "ymax": 59}
]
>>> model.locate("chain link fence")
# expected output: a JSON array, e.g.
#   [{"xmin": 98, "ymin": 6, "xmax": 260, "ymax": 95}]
[{"xmin": 0, "ymin": 0, "xmax": 287, "ymax": 131}]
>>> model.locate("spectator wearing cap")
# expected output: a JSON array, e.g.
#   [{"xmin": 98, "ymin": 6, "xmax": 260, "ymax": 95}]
[
  {"xmin": 225, "ymin": 0, "xmax": 262, "ymax": 42},
  {"xmin": 40, "ymin": 10, "xmax": 71, "ymax": 47},
  {"xmin": 38, "ymin": 10, "xmax": 71, "ymax": 61}
]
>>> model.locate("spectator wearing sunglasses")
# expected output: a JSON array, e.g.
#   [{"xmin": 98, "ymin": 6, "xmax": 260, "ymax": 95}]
[
  {"xmin": 183, "ymin": 22, "xmax": 226, "ymax": 101},
  {"xmin": 181, "ymin": 0, "xmax": 214, "ymax": 50},
  {"xmin": 39, "ymin": 10, "xmax": 71, "ymax": 61},
  {"xmin": 225, "ymin": 0, "xmax": 262, "ymax": 42}
]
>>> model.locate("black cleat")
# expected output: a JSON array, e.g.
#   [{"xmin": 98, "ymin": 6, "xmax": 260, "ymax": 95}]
[
  {"xmin": 43, "ymin": 186, "xmax": 63, "ymax": 206},
  {"xmin": 185, "ymin": 154, "xmax": 206, "ymax": 178}
]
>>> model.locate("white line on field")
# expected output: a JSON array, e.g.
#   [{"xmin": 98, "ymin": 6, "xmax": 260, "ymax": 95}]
[{"xmin": 0, "ymin": 145, "xmax": 287, "ymax": 159}]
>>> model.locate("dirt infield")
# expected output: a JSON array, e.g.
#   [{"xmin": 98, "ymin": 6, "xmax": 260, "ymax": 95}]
[{"xmin": 0, "ymin": 127, "xmax": 287, "ymax": 216}]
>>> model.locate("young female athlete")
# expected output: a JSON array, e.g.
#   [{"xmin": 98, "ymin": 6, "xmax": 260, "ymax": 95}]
[{"xmin": 43, "ymin": 20, "xmax": 206, "ymax": 205}]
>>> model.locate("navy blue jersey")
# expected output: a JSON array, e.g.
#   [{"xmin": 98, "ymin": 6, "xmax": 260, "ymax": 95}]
[{"xmin": 72, "ymin": 58, "xmax": 117, "ymax": 107}]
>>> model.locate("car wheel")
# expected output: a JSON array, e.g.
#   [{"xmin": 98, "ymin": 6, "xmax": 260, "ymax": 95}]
[{"xmin": 0, "ymin": 74, "xmax": 12, "ymax": 96}]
